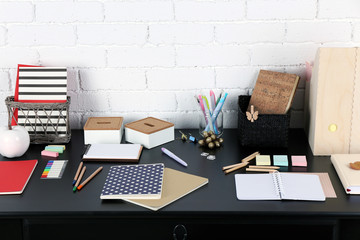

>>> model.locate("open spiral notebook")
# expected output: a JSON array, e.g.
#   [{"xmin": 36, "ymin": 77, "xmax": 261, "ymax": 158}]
[{"xmin": 235, "ymin": 172, "xmax": 325, "ymax": 201}]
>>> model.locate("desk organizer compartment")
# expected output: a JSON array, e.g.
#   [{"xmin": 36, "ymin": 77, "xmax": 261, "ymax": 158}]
[
  {"xmin": 5, "ymin": 96, "xmax": 71, "ymax": 144},
  {"xmin": 238, "ymin": 95, "xmax": 289, "ymax": 147}
]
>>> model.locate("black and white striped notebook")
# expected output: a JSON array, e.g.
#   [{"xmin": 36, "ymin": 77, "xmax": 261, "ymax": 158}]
[{"xmin": 18, "ymin": 66, "xmax": 67, "ymax": 102}]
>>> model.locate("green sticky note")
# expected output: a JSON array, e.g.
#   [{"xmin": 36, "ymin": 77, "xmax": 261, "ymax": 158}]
[
  {"xmin": 45, "ymin": 146, "xmax": 63, "ymax": 154},
  {"xmin": 273, "ymin": 155, "xmax": 288, "ymax": 166},
  {"xmin": 256, "ymin": 155, "xmax": 271, "ymax": 166}
]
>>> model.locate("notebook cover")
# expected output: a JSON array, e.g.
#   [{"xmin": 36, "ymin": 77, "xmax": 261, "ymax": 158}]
[
  {"xmin": 0, "ymin": 160, "xmax": 38, "ymax": 195},
  {"xmin": 100, "ymin": 163, "xmax": 164, "ymax": 200},
  {"xmin": 83, "ymin": 144, "xmax": 143, "ymax": 163},
  {"xmin": 248, "ymin": 70, "xmax": 299, "ymax": 114},
  {"xmin": 331, "ymin": 154, "xmax": 360, "ymax": 194},
  {"xmin": 17, "ymin": 66, "xmax": 67, "ymax": 103},
  {"xmin": 123, "ymin": 168, "xmax": 208, "ymax": 211}
]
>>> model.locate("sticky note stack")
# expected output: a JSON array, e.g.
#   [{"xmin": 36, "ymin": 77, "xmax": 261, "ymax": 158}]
[{"xmin": 41, "ymin": 145, "xmax": 66, "ymax": 158}]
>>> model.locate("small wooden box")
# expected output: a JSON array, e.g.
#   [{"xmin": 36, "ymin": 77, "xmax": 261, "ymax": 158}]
[
  {"xmin": 84, "ymin": 117, "xmax": 124, "ymax": 144},
  {"xmin": 305, "ymin": 47, "xmax": 360, "ymax": 155},
  {"xmin": 125, "ymin": 117, "xmax": 174, "ymax": 149}
]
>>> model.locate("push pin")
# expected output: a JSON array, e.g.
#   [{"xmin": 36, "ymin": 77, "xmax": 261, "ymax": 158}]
[
  {"xmin": 188, "ymin": 133, "xmax": 197, "ymax": 143},
  {"xmin": 178, "ymin": 130, "xmax": 188, "ymax": 142}
]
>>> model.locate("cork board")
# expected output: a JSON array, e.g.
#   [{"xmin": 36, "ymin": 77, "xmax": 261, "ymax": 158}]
[
  {"xmin": 84, "ymin": 117, "xmax": 123, "ymax": 130},
  {"xmin": 125, "ymin": 117, "xmax": 174, "ymax": 135},
  {"xmin": 249, "ymin": 70, "xmax": 300, "ymax": 114}
]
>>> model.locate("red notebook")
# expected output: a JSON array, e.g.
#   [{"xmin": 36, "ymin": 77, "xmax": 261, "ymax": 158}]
[{"xmin": 0, "ymin": 160, "xmax": 38, "ymax": 195}]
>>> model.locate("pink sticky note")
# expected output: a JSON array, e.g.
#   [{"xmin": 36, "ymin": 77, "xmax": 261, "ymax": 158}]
[
  {"xmin": 41, "ymin": 150, "xmax": 59, "ymax": 158},
  {"xmin": 291, "ymin": 155, "xmax": 307, "ymax": 167}
]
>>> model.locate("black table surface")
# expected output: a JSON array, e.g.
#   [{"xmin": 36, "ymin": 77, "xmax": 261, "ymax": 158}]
[{"xmin": 0, "ymin": 129, "xmax": 359, "ymax": 219}]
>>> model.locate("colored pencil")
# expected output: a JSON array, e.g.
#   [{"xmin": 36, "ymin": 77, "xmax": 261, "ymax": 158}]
[
  {"xmin": 77, "ymin": 167, "xmax": 103, "ymax": 191},
  {"xmin": 73, "ymin": 161, "xmax": 83, "ymax": 185},
  {"xmin": 73, "ymin": 166, "xmax": 86, "ymax": 192}
]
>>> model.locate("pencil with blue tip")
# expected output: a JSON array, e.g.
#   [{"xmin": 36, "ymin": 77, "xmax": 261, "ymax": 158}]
[{"xmin": 73, "ymin": 162, "xmax": 83, "ymax": 185}]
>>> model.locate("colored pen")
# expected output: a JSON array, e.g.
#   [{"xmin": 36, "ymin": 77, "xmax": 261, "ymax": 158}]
[
  {"xmin": 210, "ymin": 90, "xmax": 216, "ymax": 112},
  {"xmin": 73, "ymin": 161, "xmax": 83, "ymax": 185},
  {"xmin": 202, "ymin": 96, "xmax": 214, "ymax": 132},
  {"xmin": 161, "ymin": 147, "xmax": 188, "ymax": 167},
  {"xmin": 77, "ymin": 166, "xmax": 103, "ymax": 191},
  {"xmin": 73, "ymin": 166, "xmax": 86, "ymax": 192}
]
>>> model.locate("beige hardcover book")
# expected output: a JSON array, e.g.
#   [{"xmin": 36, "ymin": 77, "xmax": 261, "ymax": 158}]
[
  {"xmin": 331, "ymin": 154, "xmax": 360, "ymax": 194},
  {"xmin": 124, "ymin": 168, "xmax": 208, "ymax": 211},
  {"xmin": 306, "ymin": 48, "xmax": 360, "ymax": 156},
  {"xmin": 248, "ymin": 70, "xmax": 300, "ymax": 114}
]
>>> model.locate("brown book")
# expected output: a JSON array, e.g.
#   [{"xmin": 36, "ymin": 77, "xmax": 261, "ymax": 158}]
[{"xmin": 248, "ymin": 70, "xmax": 300, "ymax": 114}]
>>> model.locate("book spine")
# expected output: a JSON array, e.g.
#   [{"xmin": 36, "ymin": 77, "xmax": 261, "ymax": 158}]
[{"xmin": 331, "ymin": 156, "xmax": 351, "ymax": 194}]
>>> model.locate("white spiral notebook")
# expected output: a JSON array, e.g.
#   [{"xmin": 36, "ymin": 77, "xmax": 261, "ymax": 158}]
[{"xmin": 235, "ymin": 172, "xmax": 325, "ymax": 201}]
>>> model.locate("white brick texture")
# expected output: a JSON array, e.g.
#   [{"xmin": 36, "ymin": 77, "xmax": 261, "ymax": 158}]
[
  {"xmin": 77, "ymin": 24, "xmax": 147, "ymax": 45},
  {"xmin": 149, "ymin": 23, "xmax": 214, "ymax": 45},
  {"xmin": 104, "ymin": 1, "xmax": 173, "ymax": 22},
  {"xmin": 286, "ymin": 22, "xmax": 352, "ymax": 42},
  {"xmin": 36, "ymin": 2, "xmax": 103, "ymax": 23},
  {"xmin": 216, "ymin": 23, "xmax": 285, "ymax": 44},
  {"xmin": 0, "ymin": 0, "xmax": 359, "ymax": 129},
  {"xmin": 0, "ymin": 2, "xmax": 33, "ymax": 23},
  {"xmin": 107, "ymin": 46, "xmax": 175, "ymax": 67},
  {"xmin": 8, "ymin": 25, "xmax": 76, "ymax": 46},
  {"xmin": 175, "ymin": 1, "xmax": 245, "ymax": 21},
  {"xmin": 147, "ymin": 68, "xmax": 214, "ymax": 90},
  {"xmin": 318, "ymin": 0, "xmax": 360, "ymax": 19},
  {"xmin": 247, "ymin": 0, "xmax": 316, "ymax": 20},
  {"xmin": 177, "ymin": 45, "xmax": 250, "ymax": 67}
]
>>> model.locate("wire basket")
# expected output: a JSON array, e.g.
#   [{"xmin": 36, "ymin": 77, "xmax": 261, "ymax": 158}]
[{"xmin": 5, "ymin": 96, "xmax": 71, "ymax": 144}]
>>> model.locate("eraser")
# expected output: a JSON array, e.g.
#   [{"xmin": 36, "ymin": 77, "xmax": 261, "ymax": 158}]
[
  {"xmin": 291, "ymin": 155, "xmax": 307, "ymax": 167},
  {"xmin": 273, "ymin": 155, "xmax": 288, "ymax": 166},
  {"xmin": 45, "ymin": 146, "xmax": 63, "ymax": 154},
  {"xmin": 256, "ymin": 155, "xmax": 271, "ymax": 166},
  {"xmin": 41, "ymin": 150, "xmax": 59, "ymax": 158},
  {"xmin": 48, "ymin": 145, "xmax": 66, "ymax": 150}
]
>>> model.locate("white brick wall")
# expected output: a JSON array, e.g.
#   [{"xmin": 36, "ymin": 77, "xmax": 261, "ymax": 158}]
[{"xmin": 0, "ymin": 0, "xmax": 359, "ymax": 130}]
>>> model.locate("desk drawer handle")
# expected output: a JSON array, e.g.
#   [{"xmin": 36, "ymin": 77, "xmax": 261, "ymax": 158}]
[{"xmin": 173, "ymin": 224, "xmax": 187, "ymax": 240}]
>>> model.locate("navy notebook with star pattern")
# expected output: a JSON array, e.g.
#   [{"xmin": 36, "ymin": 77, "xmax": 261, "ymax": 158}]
[{"xmin": 100, "ymin": 163, "xmax": 164, "ymax": 200}]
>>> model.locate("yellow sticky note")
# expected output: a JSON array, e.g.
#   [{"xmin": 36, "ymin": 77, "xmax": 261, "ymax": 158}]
[{"xmin": 256, "ymin": 155, "xmax": 271, "ymax": 166}]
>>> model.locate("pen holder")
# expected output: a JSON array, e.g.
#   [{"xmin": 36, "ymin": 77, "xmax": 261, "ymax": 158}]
[{"xmin": 199, "ymin": 110, "xmax": 223, "ymax": 137}]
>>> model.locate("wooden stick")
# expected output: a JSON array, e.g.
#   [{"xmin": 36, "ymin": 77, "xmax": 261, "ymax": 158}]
[
  {"xmin": 249, "ymin": 165, "xmax": 280, "ymax": 169},
  {"xmin": 77, "ymin": 166, "xmax": 103, "ymax": 191},
  {"xmin": 224, "ymin": 162, "xmax": 249, "ymax": 174},
  {"xmin": 241, "ymin": 151, "xmax": 260, "ymax": 163},
  {"xmin": 246, "ymin": 168, "xmax": 277, "ymax": 173},
  {"xmin": 222, "ymin": 151, "xmax": 259, "ymax": 170}
]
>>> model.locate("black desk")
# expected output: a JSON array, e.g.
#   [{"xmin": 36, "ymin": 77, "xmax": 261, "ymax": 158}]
[{"xmin": 1, "ymin": 129, "xmax": 359, "ymax": 240}]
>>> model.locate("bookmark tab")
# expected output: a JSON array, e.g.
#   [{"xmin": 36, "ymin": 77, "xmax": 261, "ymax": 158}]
[
  {"xmin": 41, "ymin": 160, "xmax": 68, "ymax": 179},
  {"xmin": 256, "ymin": 155, "xmax": 271, "ymax": 166},
  {"xmin": 291, "ymin": 155, "xmax": 307, "ymax": 167},
  {"xmin": 273, "ymin": 155, "xmax": 288, "ymax": 166}
]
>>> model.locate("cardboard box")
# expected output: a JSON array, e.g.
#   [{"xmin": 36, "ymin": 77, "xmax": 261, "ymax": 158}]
[
  {"xmin": 84, "ymin": 117, "xmax": 124, "ymax": 144},
  {"xmin": 125, "ymin": 117, "xmax": 174, "ymax": 149},
  {"xmin": 305, "ymin": 47, "xmax": 360, "ymax": 155}
]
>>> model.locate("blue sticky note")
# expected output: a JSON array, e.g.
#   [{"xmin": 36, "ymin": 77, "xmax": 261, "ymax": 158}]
[
  {"xmin": 273, "ymin": 155, "xmax": 288, "ymax": 166},
  {"xmin": 256, "ymin": 155, "xmax": 271, "ymax": 166}
]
